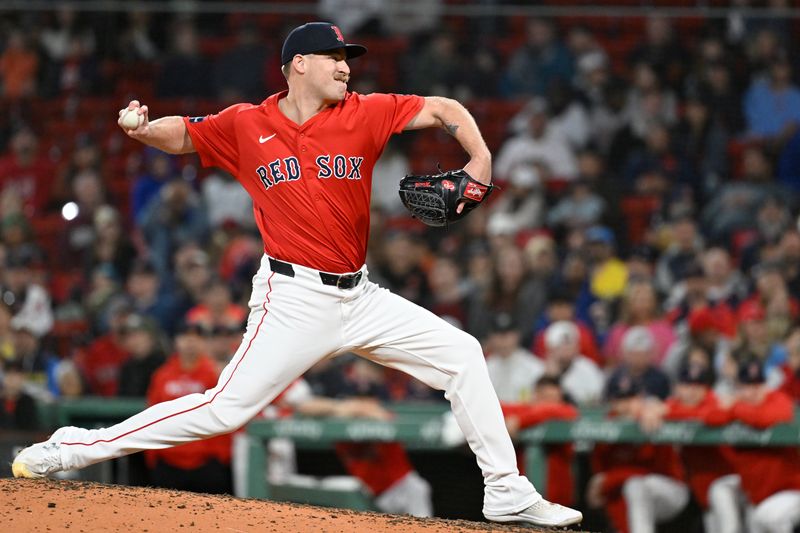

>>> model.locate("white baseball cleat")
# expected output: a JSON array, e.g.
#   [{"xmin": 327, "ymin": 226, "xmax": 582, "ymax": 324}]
[
  {"xmin": 484, "ymin": 498, "xmax": 583, "ymax": 527},
  {"xmin": 12, "ymin": 427, "xmax": 71, "ymax": 479}
]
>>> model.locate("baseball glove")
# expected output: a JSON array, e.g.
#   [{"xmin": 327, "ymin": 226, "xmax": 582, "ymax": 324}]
[{"xmin": 398, "ymin": 169, "xmax": 494, "ymax": 227}]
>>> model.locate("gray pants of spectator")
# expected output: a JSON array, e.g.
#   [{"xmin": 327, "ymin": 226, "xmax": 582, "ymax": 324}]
[
  {"xmin": 705, "ymin": 474, "xmax": 744, "ymax": 533},
  {"xmin": 374, "ymin": 470, "xmax": 433, "ymax": 517},
  {"xmin": 749, "ymin": 490, "xmax": 800, "ymax": 533},
  {"xmin": 622, "ymin": 474, "xmax": 689, "ymax": 533}
]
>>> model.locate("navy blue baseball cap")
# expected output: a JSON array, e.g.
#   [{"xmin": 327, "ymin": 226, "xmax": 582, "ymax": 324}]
[
  {"xmin": 738, "ymin": 358, "xmax": 766, "ymax": 384},
  {"xmin": 605, "ymin": 370, "xmax": 642, "ymax": 400},
  {"xmin": 678, "ymin": 361, "xmax": 714, "ymax": 386},
  {"xmin": 281, "ymin": 22, "xmax": 367, "ymax": 66}
]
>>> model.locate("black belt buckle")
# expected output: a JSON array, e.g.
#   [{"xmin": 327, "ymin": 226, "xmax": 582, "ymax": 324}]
[{"xmin": 335, "ymin": 271, "xmax": 362, "ymax": 290}]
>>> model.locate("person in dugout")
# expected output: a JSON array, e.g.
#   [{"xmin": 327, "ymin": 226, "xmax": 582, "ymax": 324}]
[
  {"xmin": 710, "ymin": 358, "xmax": 800, "ymax": 533},
  {"xmin": 145, "ymin": 319, "xmax": 232, "ymax": 493},
  {"xmin": 266, "ymin": 360, "xmax": 433, "ymax": 517},
  {"xmin": 586, "ymin": 370, "xmax": 689, "ymax": 533},
  {"xmin": 501, "ymin": 376, "xmax": 578, "ymax": 507},
  {"xmin": 639, "ymin": 346, "xmax": 741, "ymax": 533}
]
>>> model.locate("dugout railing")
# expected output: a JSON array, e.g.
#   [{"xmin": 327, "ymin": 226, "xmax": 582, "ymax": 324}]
[{"xmin": 14, "ymin": 398, "xmax": 800, "ymax": 509}]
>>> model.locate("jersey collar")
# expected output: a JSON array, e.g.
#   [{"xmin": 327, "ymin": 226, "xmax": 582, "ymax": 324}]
[{"xmin": 265, "ymin": 90, "xmax": 349, "ymax": 132}]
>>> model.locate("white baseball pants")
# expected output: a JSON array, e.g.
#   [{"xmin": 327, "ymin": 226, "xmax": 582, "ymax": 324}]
[
  {"xmin": 622, "ymin": 474, "xmax": 690, "ymax": 533},
  {"xmin": 54, "ymin": 255, "xmax": 538, "ymax": 515},
  {"xmin": 704, "ymin": 474, "xmax": 744, "ymax": 533},
  {"xmin": 374, "ymin": 470, "xmax": 433, "ymax": 517},
  {"xmin": 749, "ymin": 490, "xmax": 800, "ymax": 533}
]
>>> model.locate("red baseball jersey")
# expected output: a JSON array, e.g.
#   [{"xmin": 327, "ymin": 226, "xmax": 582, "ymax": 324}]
[{"xmin": 184, "ymin": 91, "xmax": 424, "ymax": 273}]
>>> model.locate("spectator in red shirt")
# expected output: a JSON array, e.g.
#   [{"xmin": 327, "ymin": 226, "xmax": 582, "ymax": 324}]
[
  {"xmin": 501, "ymin": 376, "xmax": 578, "ymax": 506},
  {"xmin": 74, "ymin": 300, "xmax": 131, "ymax": 396},
  {"xmin": 0, "ymin": 127, "xmax": 54, "ymax": 217},
  {"xmin": 146, "ymin": 319, "xmax": 232, "ymax": 494},
  {"xmin": 587, "ymin": 370, "xmax": 689, "ymax": 533}
]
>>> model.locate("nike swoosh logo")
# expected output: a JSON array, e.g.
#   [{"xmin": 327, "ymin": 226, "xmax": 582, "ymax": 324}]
[{"xmin": 259, "ymin": 133, "xmax": 276, "ymax": 143}]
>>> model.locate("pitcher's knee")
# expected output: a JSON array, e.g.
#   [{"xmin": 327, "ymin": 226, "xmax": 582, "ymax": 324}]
[
  {"xmin": 207, "ymin": 397, "xmax": 257, "ymax": 433},
  {"xmin": 452, "ymin": 331, "xmax": 484, "ymax": 364}
]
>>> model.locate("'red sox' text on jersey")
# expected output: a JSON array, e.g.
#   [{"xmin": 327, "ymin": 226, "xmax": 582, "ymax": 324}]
[{"xmin": 184, "ymin": 91, "xmax": 424, "ymax": 273}]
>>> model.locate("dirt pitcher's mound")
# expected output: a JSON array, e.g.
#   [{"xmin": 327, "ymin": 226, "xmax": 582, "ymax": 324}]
[{"xmin": 0, "ymin": 478, "xmax": 587, "ymax": 532}]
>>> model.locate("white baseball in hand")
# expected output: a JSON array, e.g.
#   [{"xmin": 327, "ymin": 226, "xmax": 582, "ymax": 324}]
[{"xmin": 120, "ymin": 108, "xmax": 144, "ymax": 130}]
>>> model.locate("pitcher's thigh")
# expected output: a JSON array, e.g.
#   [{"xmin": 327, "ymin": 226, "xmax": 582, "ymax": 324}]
[{"xmin": 349, "ymin": 285, "xmax": 484, "ymax": 390}]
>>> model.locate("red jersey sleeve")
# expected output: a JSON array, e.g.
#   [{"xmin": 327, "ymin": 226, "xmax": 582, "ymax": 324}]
[
  {"xmin": 664, "ymin": 392, "xmax": 721, "ymax": 421},
  {"xmin": 731, "ymin": 391, "xmax": 795, "ymax": 429},
  {"xmin": 501, "ymin": 402, "xmax": 578, "ymax": 428},
  {"xmin": 359, "ymin": 93, "xmax": 425, "ymax": 150},
  {"xmin": 184, "ymin": 103, "xmax": 254, "ymax": 175}
]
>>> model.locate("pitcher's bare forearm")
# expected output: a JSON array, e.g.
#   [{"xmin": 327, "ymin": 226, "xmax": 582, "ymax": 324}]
[
  {"xmin": 405, "ymin": 97, "xmax": 490, "ymax": 159},
  {"xmin": 136, "ymin": 116, "xmax": 195, "ymax": 154},
  {"xmin": 117, "ymin": 100, "xmax": 195, "ymax": 154},
  {"xmin": 405, "ymin": 96, "xmax": 491, "ymax": 183}
]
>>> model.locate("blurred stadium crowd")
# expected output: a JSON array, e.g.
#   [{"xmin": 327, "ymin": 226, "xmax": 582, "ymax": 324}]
[{"xmin": 1, "ymin": 1, "xmax": 800, "ymax": 531}]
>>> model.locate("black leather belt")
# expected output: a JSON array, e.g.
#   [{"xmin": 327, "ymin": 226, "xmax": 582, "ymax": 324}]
[{"xmin": 268, "ymin": 258, "xmax": 363, "ymax": 290}]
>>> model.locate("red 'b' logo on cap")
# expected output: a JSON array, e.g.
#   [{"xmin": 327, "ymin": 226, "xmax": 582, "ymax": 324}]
[{"xmin": 331, "ymin": 25, "xmax": 344, "ymax": 42}]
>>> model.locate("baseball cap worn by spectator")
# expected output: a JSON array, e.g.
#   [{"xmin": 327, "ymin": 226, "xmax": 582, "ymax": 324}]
[
  {"xmin": 686, "ymin": 307, "xmax": 723, "ymax": 335},
  {"xmin": 281, "ymin": 22, "xmax": 367, "ymax": 65},
  {"xmin": 605, "ymin": 370, "xmax": 642, "ymax": 400},
  {"xmin": 175, "ymin": 319, "xmax": 211, "ymax": 337},
  {"xmin": 622, "ymin": 326, "xmax": 655, "ymax": 354},
  {"xmin": 130, "ymin": 258, "xmax": 157, "ymax": 277},
  {"xmin": 678, "ymin": 361, "xmax": 714, "ymax": 386},
  {"xmin": 738, "ymin": 358, "xmax": 766, "ymax": 384},
  {"xmin": 544, "ymin": 320, "xmax": 579, "ymax": 350},
  {"xmin": 738, "ymin": 300, "xmax": 766, "ymax": 323},
  {"xmin": 490, "ymin": 312, "xmax": 518, "ymax": 333},
  {"xmin": 586, "ymin": 225, "xmax": 615, "ymax": 246},
  {"xmin": 122, "ymin": 313, "xmax": 157, "ymax": 336}
]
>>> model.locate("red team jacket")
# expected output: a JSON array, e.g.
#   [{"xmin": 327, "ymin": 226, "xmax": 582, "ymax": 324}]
[
  {"xmin": 663, "ymin": 391, "xmax": 737, "ymax": 508},
  {"xmin": 145, "ymin": 354, "xmax": 232, "ymax": 470},
  {"xmin": 709, "ymin": 390, "xmax": 800, "ymax": 505},
  {"xmin": 781, "ymin": 364, "xmax": 800, "ymax": 402},
  {"xmin": 334, "ymin": 442, "xmax": 413, "ymax": 496},
  {"xmin": 184, "ymin": 91, "xmax": 424, "ymax": 272},
  {"xmin": 501, "ymin": 402, "xmax": 579, "ymax": 506}
]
